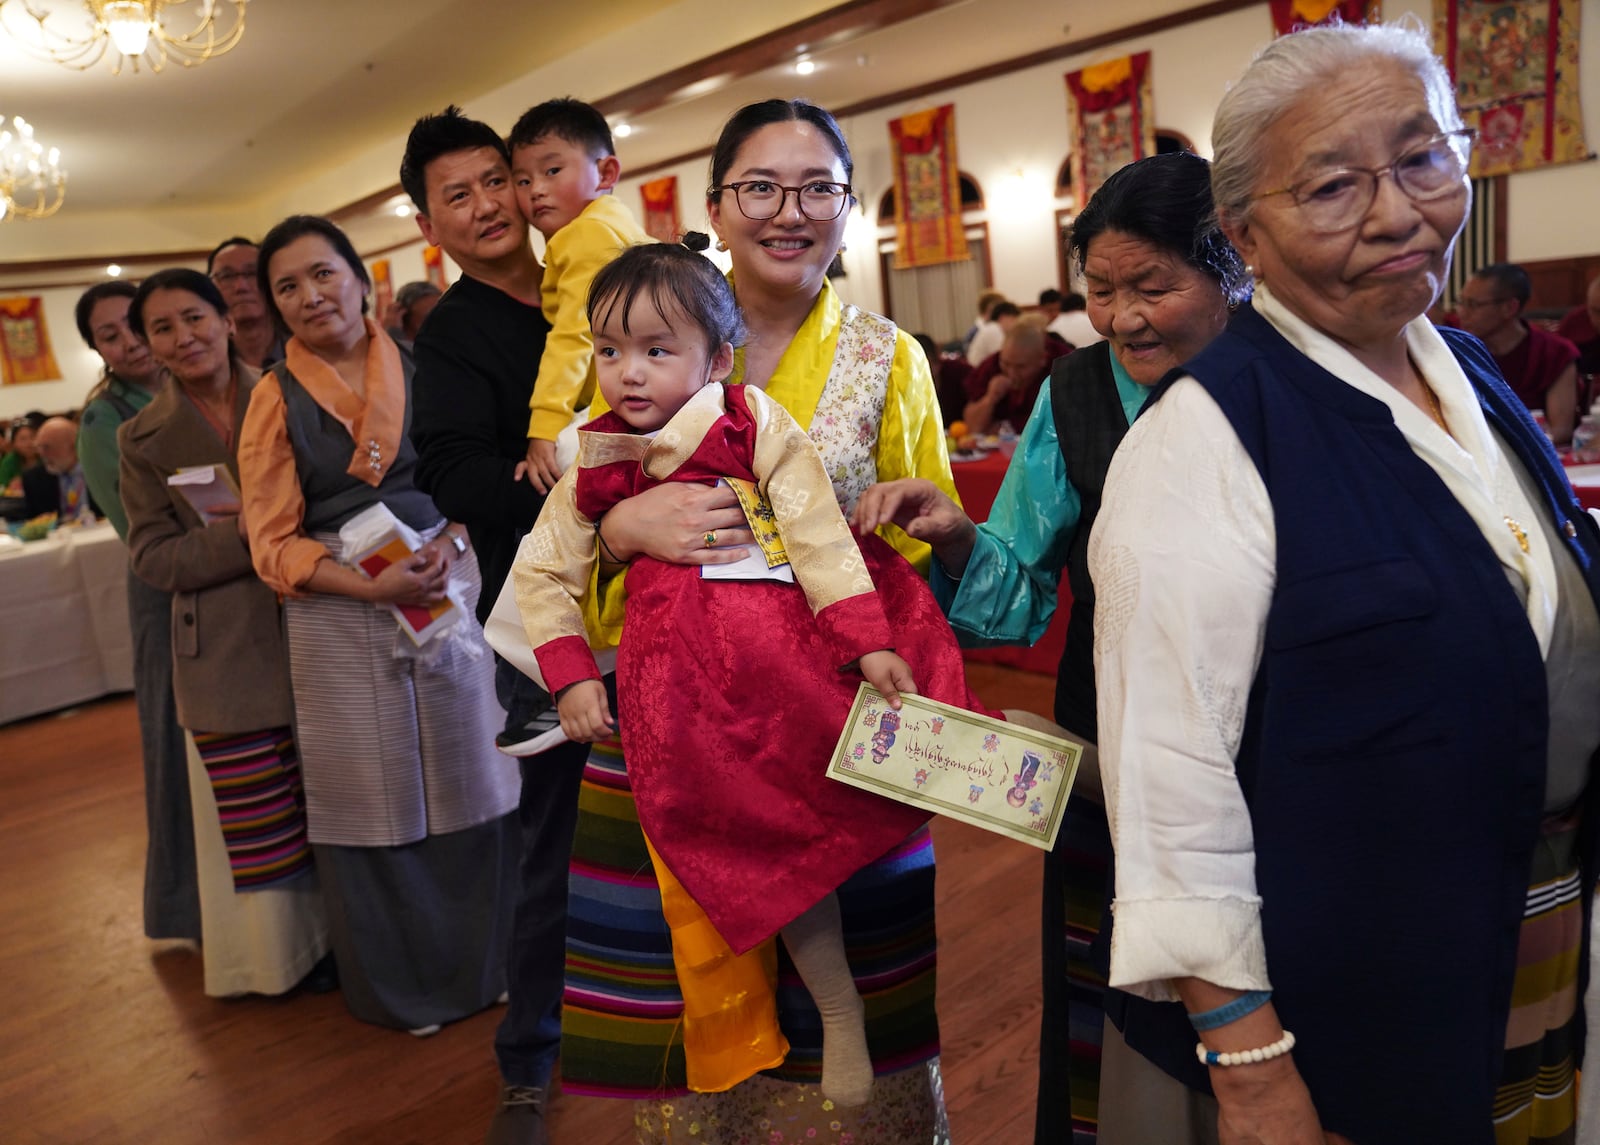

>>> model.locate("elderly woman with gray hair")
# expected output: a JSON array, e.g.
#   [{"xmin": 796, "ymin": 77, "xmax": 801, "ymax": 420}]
[{"xmin": 1090, "ymin": 21, "xmax": 1600, "ymax": 1145}]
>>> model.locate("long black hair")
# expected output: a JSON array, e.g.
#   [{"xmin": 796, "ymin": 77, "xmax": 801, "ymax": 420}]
[
  {"xmin": 707, "ymin": 99, "xmax": 853, "ymax": 199},
  {"xmin": 1069, "ymin": 152, "xmax": 1250, "ymax": 305},
  {"xmin": 255, "ymin": 214, "xmax": 371, "ymax": 335},
  {"xmin": 129, "ymin": 268, "xmax": 229, "ymax": 339}
]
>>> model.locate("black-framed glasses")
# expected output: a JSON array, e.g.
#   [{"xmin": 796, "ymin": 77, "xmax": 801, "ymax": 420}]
[
  {"xmin": 714, "ymin": 180, "xmax": 853, "ymax": 222},
  {"xmin": 1456, "ymin": 294, "xmax": 1514, "ymax": 310},
  {"xmin": 210, "ymin": 266, "xmax": 258, "ymax": 288},
  {"xmin": 1254, "ymin": 129, "xmax": 1476, "ymax": 233}
]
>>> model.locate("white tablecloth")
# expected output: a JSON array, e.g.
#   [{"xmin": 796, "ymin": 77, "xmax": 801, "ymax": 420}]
[{"xmin": 0, "ymin": 522, "xmax": 135, "ymax": 725}]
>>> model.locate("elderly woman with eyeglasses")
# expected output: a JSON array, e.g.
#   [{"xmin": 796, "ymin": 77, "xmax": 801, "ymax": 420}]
[{"xmin": 1089, "ymin": 23, "xmax": 1600, "ymax": 1145}]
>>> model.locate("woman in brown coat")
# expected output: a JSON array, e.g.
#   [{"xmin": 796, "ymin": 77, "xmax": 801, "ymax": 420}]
[{"xmin": 119, "ymin": 268, "xmax": 329, "ymax": 997}]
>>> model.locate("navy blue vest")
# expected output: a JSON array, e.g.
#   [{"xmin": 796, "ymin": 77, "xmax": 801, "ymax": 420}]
[{"xmin": 1108, "ymin": 304, "xmax": 1600, "ymax": 1144}]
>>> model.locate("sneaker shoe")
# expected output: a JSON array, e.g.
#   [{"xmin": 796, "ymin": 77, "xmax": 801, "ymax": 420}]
[
  {"xmin": 484, "ymin": 1085, "xmax": 549, "ymax": 1145},
  {"xmin": 494, "ymin": 706, "xmax": 568, "ymax": 758}
]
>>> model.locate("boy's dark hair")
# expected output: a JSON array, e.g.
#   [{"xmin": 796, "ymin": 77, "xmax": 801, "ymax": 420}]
[
  {"xmin": 206, "ymin": 236, "xmax": 256, "ymax": 274},
  {"xmin": 988, "ymin": 301, "xmax": 1022, "ymax": 321},
  {"xmin": 74, "ymin": 281, "xmax": 139, "ymax": 347},
  {"xmin": 256, "ymin": 215, "xmax": 372, "ymax": 333},
  {"xmin": 508, "ymin": 98, "xmax": 615, "ymax": 159},
  {"xmin": 1038, "ymin": 288, "xmax": 1064, "ymax": 307},
  {"xmin": 1062, "ymin": 291, "xmax": 1088, "ymax": 312},
  {"xmin": 129, "ymin": 269, "xmax": 230, "ymax": 340},
  {"xmin": 587, "ymin": 239, "xmax": 745, "ymax": 357},
  {"xmin": 399, "ymin": 105, "xmax": 511, "ymax": 214}
]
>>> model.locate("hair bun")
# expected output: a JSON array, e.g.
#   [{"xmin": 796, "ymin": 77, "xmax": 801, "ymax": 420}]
[{"xmin": 680, "ymin": 230, "xmax": 711, "ymax": 253}]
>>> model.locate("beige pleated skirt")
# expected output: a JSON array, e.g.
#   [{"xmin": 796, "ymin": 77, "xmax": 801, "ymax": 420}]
[{"xmin": 185, "ymin": 731, "xmax": 330, "ymax": 998}]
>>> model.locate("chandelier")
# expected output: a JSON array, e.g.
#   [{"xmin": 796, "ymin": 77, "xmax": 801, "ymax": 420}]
[
  {"xmin": 0, "ymin": 1, "xmax": 248, "ymax": 75},
  {"xmin": 0, "ymin": 117, "xmax": 67, "ymax": 222}
]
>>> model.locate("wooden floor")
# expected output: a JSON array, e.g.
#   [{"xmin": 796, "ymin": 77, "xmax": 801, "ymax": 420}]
[{"xmin": 1, "ymin": 663, "xmax": 1054, "ymax": 1145}]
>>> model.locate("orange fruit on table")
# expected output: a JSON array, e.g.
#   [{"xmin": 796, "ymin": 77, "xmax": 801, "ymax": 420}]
[{"xmin": 948, "ymin": 420, "xmax": 968, "ymax": 438}]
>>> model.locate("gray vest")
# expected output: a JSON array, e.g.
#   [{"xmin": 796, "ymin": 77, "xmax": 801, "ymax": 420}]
[{"xmin": 274, "ymin": 355, "xmax": 439, "ymax": 535}]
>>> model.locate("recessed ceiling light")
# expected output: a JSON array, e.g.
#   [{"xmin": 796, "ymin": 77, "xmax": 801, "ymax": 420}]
[
  {"xmin": 394, "ymin": 203, "xmax": 411, "ymax": 217},
  {"xmin": 795, "ymin": 57, "xmax": 816, "ymax": 76},
  {"xmin": 106, "ymin": 264, "xmax": 121, "ymax": 277},
  {"xmin": 614, "ymin": 123, "xmax": 633, "ymax": 138}
]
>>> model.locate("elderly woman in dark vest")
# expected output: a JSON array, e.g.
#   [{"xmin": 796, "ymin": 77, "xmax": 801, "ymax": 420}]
[
  {"xmin": 1089, "ymin": 23, "xmax": 1600, "ymax": 1145},
  {"xmin": 119, "ymin": 268, "xmax": 331, "ymax": 997},
  {"xmin": 855, "ymin": 151, "xmax": 1246, "ymax": 1143},
  {"xmin": 237, "ymin": 215, "xmax": 519, "ymax": 1036}
]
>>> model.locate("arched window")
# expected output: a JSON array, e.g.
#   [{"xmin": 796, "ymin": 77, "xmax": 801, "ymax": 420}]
[
  {"xmin": 1052, "ymin": 129, "xmax": 1196, "ymax": 289},
  {"xmin": 874, "ymin": 172, "xmax": 992, "ymax": 346}
]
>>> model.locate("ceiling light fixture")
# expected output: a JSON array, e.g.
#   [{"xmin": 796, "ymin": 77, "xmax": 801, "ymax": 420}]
[
  {"xmin": 795, "ymin": 56, "xmax": 816, "ymax": 76},
  {"xmin": 614, "ymin": 123, "xmax": 633, "ymax": 139},
  {"xmin": 0, "ymin": 0, "xmax": 248, "ymax": 75},
  {"xmin": 394, "ymin": 203, "xmax": 411, "ymax": 218},
  {"xmin": 106, "ymin": 263, "xmax": 121, "ymax": 276},
  {"xmin": 0, "ymin": 116, "xmax": 67, "ymax": 223}
]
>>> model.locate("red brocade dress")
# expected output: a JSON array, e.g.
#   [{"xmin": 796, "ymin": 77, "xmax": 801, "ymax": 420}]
[{"xmin": 519, "ymin": 382, "xmax": 993, "ymax": 955}]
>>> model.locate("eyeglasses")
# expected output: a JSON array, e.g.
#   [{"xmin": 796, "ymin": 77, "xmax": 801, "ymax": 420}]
[
  {"xmin": 210, "ymin": 266, "xmax": 257, "ymax": 288},
  {"xmin": 714, "ymin": 180, "xmax": 853, "ymax": 222},
  {"xmin": 1254, "ymin": 129, "xmax": 1476, "ymax": 234},
  {"xmin": 1455, "ymin": 295, "xmax": 1513, "ymax": 310}
]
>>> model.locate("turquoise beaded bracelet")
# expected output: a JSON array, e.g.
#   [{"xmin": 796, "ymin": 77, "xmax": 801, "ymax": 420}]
[{"xmin": 1187, "ymin": 989, "xmax": 1272, "ymax": 1031}]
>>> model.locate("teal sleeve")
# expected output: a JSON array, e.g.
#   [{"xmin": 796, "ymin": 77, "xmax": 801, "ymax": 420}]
[
  {"xmin": 931, "ymin": 385, "xmax": 1080, "ymax": 647},
  {"xmin": 78, "ymin": 401, "xmax": 129, "ymax": 540}
]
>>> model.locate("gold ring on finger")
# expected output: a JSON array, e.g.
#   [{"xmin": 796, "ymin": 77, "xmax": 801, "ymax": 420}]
[{"xmin": 703, "ymin": 530, "xmax": 718, "ymax": 549}]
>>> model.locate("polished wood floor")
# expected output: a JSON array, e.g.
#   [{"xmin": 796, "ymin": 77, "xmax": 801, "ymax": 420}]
[{"xmin": 1, "ymin": 663, "xmax": 1053, "ymax": 1145}]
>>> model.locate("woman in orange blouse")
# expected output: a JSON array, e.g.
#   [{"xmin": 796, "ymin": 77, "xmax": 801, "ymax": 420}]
[{"xmin": 238, "ymin": 215, "xmax": 519, "ymax": 1036}]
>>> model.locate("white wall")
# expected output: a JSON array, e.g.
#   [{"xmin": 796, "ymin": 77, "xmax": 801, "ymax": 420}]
[
  {"xmin": 620, "ymin": 0, "xmax": 1600, "ymax": 322},
  {"xmin": 8, "ymin": 0, "xmax": 1597, "ymax": 418}
]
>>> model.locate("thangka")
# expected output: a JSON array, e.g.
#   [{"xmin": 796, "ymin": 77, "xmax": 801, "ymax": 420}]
[
  {"xmin": 640, "ymin": 176, "xmax": 681, "ymax": 244},
  {"xmin": 1435, "ymin": 0, "xmax": 1590, "ymax": 175},
  {"xmin": 0, "ymin": 297, "xmax": 61, "ymax": 385},
  {"xmin": 1065, "ymin": 52, "xmax": 1157, "ymax": 206},
  {"xmin": 888, "ymin": 104, "xmax": 970, "ymax": 269}
]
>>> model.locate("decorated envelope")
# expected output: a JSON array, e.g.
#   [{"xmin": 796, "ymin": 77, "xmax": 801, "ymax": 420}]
[{"xmin": 827, "ymin": 685, "xmax": 1081, "ymax": 851}]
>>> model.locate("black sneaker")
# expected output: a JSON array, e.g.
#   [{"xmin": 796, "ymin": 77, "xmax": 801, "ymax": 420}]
[{"xmin": 494, "ymin": 705, "xmax": 568, "ymax": 757}]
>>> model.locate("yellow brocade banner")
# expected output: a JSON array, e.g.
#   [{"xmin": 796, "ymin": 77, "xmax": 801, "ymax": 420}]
[
  {"xmin": 1434, "ymin": 0, "xmax": 1591, "ymax": 176},
  {"xmin": 371, "ymin": 259, "xmax": 394, "ymax": 326},
  {"xmin": 0, "ymin": 296, "xmax": 61, "ymax": 385},
  {"xmin": 889, "ymin": 104, "xmax": 970, "ymax": 269},
  {"xmin": 1065, "ymin": 51, "xmax": 1157, "ymax": 206},
  {"xmin": 1269, "ymin": 0, "xmax": 1378, "ymax": 34}
]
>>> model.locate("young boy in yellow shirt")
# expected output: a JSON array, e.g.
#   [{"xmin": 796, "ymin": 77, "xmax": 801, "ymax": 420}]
[{"xmin": 510, "ymin": 98, "xmax": 653, "ymax": 493}]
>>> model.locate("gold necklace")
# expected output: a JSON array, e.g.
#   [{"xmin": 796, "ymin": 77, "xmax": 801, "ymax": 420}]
[{"xmin": 1421, "ymin": 384, "xmax": 1448, "ymax": 432}]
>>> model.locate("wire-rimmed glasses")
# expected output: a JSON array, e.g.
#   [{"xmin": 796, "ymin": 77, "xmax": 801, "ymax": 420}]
[
  {"xmin": 714, "ymin": 180, "xmax": 853, "ymax": 222},
  {"xmin": 1254, "ymin": 129, "xmax": 1476, "ymax": 233}
]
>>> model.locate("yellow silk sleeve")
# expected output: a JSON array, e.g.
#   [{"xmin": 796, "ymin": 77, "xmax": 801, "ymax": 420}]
[{"xmin": 874, "ymin": 328, "xmax": 962, "ymax": 574}]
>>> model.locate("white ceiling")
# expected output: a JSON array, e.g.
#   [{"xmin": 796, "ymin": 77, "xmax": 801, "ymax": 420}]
[{"xmin": 0, "ymin": 0, "xmax": 1204, "ymax": 281}]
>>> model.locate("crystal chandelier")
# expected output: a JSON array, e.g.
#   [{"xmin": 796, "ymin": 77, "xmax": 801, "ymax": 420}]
[
  {"xmin": 0, "ymin": 117, "xmax": 67, "ymax": 222},
  {"xmin": 0, "ymin": 1, "xmax": 248, "ymax": 75}
]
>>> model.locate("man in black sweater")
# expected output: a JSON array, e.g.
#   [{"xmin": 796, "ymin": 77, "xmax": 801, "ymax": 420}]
[{"xmin": 402, "ymin": 105, "xmax": 582, "ymax": 1145}]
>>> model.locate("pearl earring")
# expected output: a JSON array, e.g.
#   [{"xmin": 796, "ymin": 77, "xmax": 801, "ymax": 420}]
[{"xmin": 716, "ymin": 239, "xmax": 729, "ymax": 252}]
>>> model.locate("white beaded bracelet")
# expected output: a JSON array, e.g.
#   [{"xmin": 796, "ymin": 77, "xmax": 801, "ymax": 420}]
[{"xmin": 1196, "ymin": 1030, "xmax": 1296, "ymax": 1068}]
